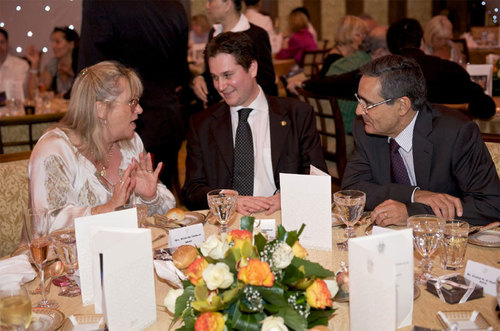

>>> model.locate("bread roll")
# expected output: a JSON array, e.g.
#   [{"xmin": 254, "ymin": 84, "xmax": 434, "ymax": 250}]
[
  {"xmin": 166, "ymin": 208, "xmax": 185, "ymax": 221},
  {"xmin": 172, "ymin": 245, "xmax": 198, "ymax": 269}
]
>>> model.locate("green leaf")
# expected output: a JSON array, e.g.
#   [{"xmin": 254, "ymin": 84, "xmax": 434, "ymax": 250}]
[
  {"xmin": 231, "ymin": 304, "xmax": 265, "ymax": 331},
  {"xmin": 297, "ymin": 223, "xmax": 306, "ymax": 237},
  {"xmin": 276, "ymin": 306, "xmax": 307, "ymax": 331},
  {"xmin": 256, "ymin": 286, "xmax": 287, "ymax": 307},
  {"xmin": 240, "ymin": 216, "xmax": 255, "ymax": 232},
  {"xmin": 174, "ymin": 286, "xmax": 194, "ymax": 319},
  {"xmin": 307, "ymin": 308, "xmax": 336, "ymax": 328},
  {"xmin": 291, "ymin": 257, "xmax": 334, "ymax": 278},
  {"xmin": 223, "ymin": 249, "xmax": 239, "ymax": 274},
  {"xmin": 254, "ymin": 233, "xmax": 267, "ymax": 253},
  {"xmin": 281, "ymin": 263, "xmax": 305, "ymax": 285},
  {"xmin": 277, "ymin": 225, "xmax": 287, "ymax": 241}
]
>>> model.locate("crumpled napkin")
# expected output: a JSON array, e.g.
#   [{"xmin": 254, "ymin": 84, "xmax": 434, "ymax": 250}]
[
  {"xmin": 153, "ymin": 260, "xmax": 187, "ymax": 289},
  {"xmin": 0, "ymin": 254, "xmax": 37, "ymax": 285}
]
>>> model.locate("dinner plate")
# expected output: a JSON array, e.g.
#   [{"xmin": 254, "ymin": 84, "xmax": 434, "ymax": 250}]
[
  {"xmin": 151, "ymin": 211, "xmax": 206, "ymax": 230},
  {"xmin": 437, "ymin": 310, "xmax": 493, "ymax": 330},
  {"xmin": 468, "ymin": 230, "xmax": 500, "ymax": 247},
  {"xmin": 61, "ymin": 314, "xmax": 105, "ymax": 331},
  {"xmin": 27, "ymin": 308, "xmax": 65, "ymax": 331}
]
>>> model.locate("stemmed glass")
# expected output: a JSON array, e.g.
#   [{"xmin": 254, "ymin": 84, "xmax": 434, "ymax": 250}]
[
  {"xmin": 207, "ymin": 189, "xmax": 238, "ymax": 233},
  {"xmin": 333, "ymin": 190, "xmax": 366, "ymax": 250},
  {"xmin": 23, "ymin": 208, "xmax": 58, "ymax": 308},
  {"xmin": 50, "ymin": 228, "xmax": 80, "ymax": 296},
  {"xmin": 0, "ymin": 282, "xmax": 32, "ymax": 330},
  {"xmin": 407, "ymin": 215, "xmax": 445, "ymax": 285}
]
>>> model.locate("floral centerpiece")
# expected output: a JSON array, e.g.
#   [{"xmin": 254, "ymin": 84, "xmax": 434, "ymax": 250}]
[{"xmin": 163, "ymin": 217, "xmax": 338, "ymax": 331}]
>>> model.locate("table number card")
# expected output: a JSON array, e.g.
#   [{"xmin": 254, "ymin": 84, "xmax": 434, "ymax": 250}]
[
  {"xmin": 253, "ymin": 219, "xmax": 276, "ymax": 240},
  {"xmin": 168, "ymin": 223, "xmax": 205, "ymax": 248},
  {"xmin": 349, "ymin": 229, "xmax": 413, "ymax": 330},
  {"xmin": 280, "ymin": 173, "xmax": 332, "ymax": 251}
]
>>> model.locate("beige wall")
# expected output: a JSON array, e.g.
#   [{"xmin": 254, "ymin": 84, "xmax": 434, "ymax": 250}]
[
  {"xmin": 277, "ymin": 0, "xmax": 303, "ymax": 34},
  {"xmin": 407, "ymin": 0, "xmax": 432, "ymax": 27},
  {"xmin": 321, "ymin": 0, "xmax": 346, "ymax": 42}
]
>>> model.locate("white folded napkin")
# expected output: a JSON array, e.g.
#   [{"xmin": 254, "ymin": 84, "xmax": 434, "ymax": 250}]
[
  {"xmin": 153, "ymin": 260, "xmax": 187, "ymax": 289},
  {"xmin": 0, "ymin": 254, "xmax": 37, "ymax": 285}
]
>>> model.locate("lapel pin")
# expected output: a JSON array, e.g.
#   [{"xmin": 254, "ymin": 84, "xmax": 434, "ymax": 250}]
[{"xmin": 281, "ymin": 121, "xmax": 287, "ymax": 126}]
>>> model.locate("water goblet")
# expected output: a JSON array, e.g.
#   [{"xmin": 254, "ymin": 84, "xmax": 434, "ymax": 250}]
[
  {"xmin": 407, "ymin": 215, "xmax": 445, "ymax": 285},
  {"xmin": 207, "ymin": 189, "xmax": 238, "ymax": 233},
  {"xmin": 23, "ymin": 208, "xmax": 58, "ymax": 308},
  {"xmin": 50, "ymin": 228, "xmax": 80, "ymax": 296},
  {"xmin": 333, "ymin": 190, "xmax": 366, "ymax": 250},
  {"xmin": 0, "ymin": 282, "xmax": 32, "ymax": 330}
]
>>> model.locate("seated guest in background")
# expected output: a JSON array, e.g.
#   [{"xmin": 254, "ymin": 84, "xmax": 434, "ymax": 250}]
[
  {"xmin": 244, "ymin": 0, "xmax": 282, "ymax": 54},
  {"xmin": 319, "ymin": 15, "xmax": 368, "ymax": 78},
  {"xmin": 359, "ymin": 13, "xmax": 378, "ymax": 32},
  {"xmin": 291, "ymin": 18, "xmax": 495, "ymax": 119},
  {"xmin": 275, "ymin": 10, "xmax": 318, "ymax": 66},
  {"xmin": 29, "ymin": 61, "xmax": 176, "ymax": 231},
  {"xmin": 189, "ymin": 14, "xmax": 210, "ymax": 47},
  {"xmin": 291, "ymin": 7, "xmax": 317, "ymax": 42},
  {"xmin": 0, "ymin": 28, "xmax": 29, "ymax": 102},
  {"xmin": 183, "ymin": 32, "xmax": 326, "ymax": 215},
  {"xmin": 342, "ymin": 55, "xmax": 500, "ymax": 226},
  {"xmin": 193, "ymin": 0, "xmax": 277, "ymax": 106},
  {"xmin": 423, "ymin": 15, "xmax": 464, "ymax": 65},
  {"xmin": 27, "ymin": 26, "xmax": 79, "ymax": 99}
]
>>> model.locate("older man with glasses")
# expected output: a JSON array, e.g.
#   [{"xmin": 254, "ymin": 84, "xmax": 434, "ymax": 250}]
[{"xmin": 342, "ymin": 55, "xmax": 500, "ymax": 226}]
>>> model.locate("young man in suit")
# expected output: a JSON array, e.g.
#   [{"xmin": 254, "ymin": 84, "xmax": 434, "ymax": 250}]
[
  {"xmin": 183, "ymin": 32, "xmax": 326, "ymax": 214},
  {"xmin": 342, "ymin": 55, "xmax": 500, "ymax": 226}
]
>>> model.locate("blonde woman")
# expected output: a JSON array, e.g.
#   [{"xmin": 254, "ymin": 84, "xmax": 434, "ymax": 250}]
[
  {"xmin": 29, "ymin": 61, "xmax": 176, "ymax": 231},
  {"xmin": 423, "ymin": 15, "xmax": 464, "ymax": 64}
]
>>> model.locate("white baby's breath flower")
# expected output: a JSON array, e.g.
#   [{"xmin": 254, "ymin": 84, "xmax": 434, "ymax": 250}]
[
  {"xmin": 163, "ymin": 288, "xmax": 183, "ymax": 314},
  {"xmin": 324, "ymin": 279, "xmax": 339, "ymax": 298},
  {"xmin": 261, "ymin": 316, "xmax": 288, "ymax": 331},
  {"xmin": 203, "ymin": 262, "xmax": 234, "ymax": 291},
  {"xmin": 200, "ymin": 233, "xmax": 230, "ymax": 260},
  {"xmin": 272, "ymin": 242, "xmax": 294, "ymax": 269}
]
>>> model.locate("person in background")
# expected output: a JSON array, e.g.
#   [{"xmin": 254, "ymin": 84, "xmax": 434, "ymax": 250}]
[
  {"xmin": 244, "ymin": 0, "xmax": 282, "ymax": 54},
  {"xmin": 193, "ymin": 0, "xmax": 277, "ymax": 106},
  {"xmin": 319, "ymin": 15, "xmax": 368, "ymax": 78},
  {"xmin": 189, "ymin": 14, "xmax": 211, "ymax": 46},
  {"xmin": 0, "ymin": 28, "xmax": 29, "ymax": 102},
  {"xmin": 29, "ymin": 61, "xmax": 176, "ymax": 231},
  {"xmin": 291, "ymin": 7, "xmax": 317, "ymax": 42},
  {"xmin": 275, "ymin": 10, "xmax": 317, "ymax": 66},
  {"xmin": 26, "ymin": 26, "xmax": 79, "ymax": 99},
  {"xmin": 423, "ymin": 15, "xmax": 464, "ymax": 65},
  {"xmin": 342, "ymin": 55, "xmax": 500, "ymax": 226},
  {"xmin": 358, "ymin": 13, "xmax": 378, "ymax": 32}
]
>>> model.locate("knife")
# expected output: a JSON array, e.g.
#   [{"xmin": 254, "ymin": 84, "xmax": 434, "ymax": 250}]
[{"xmin": 468, "ymin": 221, "xmax": 500, "ymax": 236}]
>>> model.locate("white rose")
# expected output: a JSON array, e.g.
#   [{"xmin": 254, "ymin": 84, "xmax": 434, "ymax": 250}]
[
  {"xmin": 324, "ymin": 279, "xmax": 339, "ymax": 298},
  {"xmin": 261, "ymin": 316, "xmax": 288, "ymax": 331},
  {"xmin": 200, "ymin": 234, "xmax": 230, "ymax": 260},
  {"xmin": 163, "ymin": 288, "xmax": 183, "ymax": 314},
  {"xmin": 202, "ymin": 262, "xmax": 234, "ymax": 291},
  {"xmin": 272, "ymin": 242, "xmax": 294, "ymax": 269}
]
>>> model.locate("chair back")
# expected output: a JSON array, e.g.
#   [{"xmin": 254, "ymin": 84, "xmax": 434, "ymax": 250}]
[
  {"xmin": 296, "ymin": 88, "xmax": 347, "ymax": 186},
  {"xmin": 316, "ymin": 39, "xmax": 329, "ymax": 50},
  {"xmin": 301, "ymin": 49, "xmax": 330, "ymax": 77},
  {"xmin": 0, "ymin": 151, "xmax": 31, "ymax": 257}
]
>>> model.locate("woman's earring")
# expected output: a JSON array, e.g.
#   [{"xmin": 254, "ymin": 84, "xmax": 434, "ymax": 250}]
[{"xmin": 103, "ymin": 119, "xmax": 108, "ymax": 125}]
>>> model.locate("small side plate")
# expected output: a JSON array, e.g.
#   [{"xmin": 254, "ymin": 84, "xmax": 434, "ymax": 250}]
[
  {"xmin": 437, "ymin": 310, "xmax": 493, "ymax": 331},
  {"xmin": 28, "ymin": 308, "xmax": 65, "ymax": 331},
  {"xmin": 61, "ymin": 314, "xmax": 105, "ymax": 331},
  {"xmin": 468, "ymin": 230, "xmax": 500, "ymax": 247}
]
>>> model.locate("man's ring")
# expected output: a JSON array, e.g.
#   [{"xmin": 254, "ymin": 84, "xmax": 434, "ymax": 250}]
[
  {"xmin": 384, "ymin": 212, "xmax": 388, "ymax": 218},
  {"xmin": 147, "ymin": 170, "xmax": 153, "ymax": 173}
]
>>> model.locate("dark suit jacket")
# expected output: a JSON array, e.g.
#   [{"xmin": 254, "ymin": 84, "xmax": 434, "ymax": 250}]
[
  {"xmin": 304, "ymin": 48, "xmax": 495, "ymax": 120},
  {"xmin": 341, "ymin": 103, "xmax": 500, "ymax": 225},
  {"xmin": 182, "ymin": 95, "xmax": 327, "ymax": 210}
]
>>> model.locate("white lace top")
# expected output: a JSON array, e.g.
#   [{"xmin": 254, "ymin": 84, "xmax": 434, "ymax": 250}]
[{"xmin": 29, "ymin": 128, "xmax": 176, "ymax": 231}]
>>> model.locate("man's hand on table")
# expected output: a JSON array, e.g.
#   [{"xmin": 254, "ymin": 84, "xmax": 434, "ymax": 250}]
[
  {"xmin": 286, "ymin": 79, "xmax": 304, "ymax": 95},
  {"xmin": 371, "ymin": 199, "xmax": 409, "ymax": 226},
  {"xmin": 236, "ymin": 193, "xmax": 281, "ymax": 216},
  {"xmin": 414, "ymin": 189, "xmax": 463, "ymax": 220}
]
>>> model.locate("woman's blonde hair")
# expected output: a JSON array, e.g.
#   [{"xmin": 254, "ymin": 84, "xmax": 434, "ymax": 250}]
[
  {"xmin": 288, "ymin": 11, "xmax": 309, "ymax": 33},
  {"xmin": 424, "ymin": 15, "xmax": 453, "ymax": 47},
  {"xmin": 57, "ymin": 61, "xmax": 143, "ymax": 163},
  {"xmin": 334, "ymin": 15, "xmax": 368, "ymax": 46}
]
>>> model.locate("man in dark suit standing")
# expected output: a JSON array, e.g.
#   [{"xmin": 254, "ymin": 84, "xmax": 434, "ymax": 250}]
[
  {"xmin": 342, "ymin": 55, "xmax": 500, "ymax": 226},
  {"xmin": 78, "ymin": 0, "xmax": 189, "ymax": 196},
  {"xmin": 183, "ymin": 32, "xmax": 326, "ymax": 214}
]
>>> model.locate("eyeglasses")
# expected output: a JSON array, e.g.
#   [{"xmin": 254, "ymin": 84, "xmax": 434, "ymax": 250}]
[
  {"xmin": 128, "ymin": 98, "xmax": 140, "ymax": 107},
  {"xmin": 354, "ymin": 93, "xmax": 393, "ymax": 112}
]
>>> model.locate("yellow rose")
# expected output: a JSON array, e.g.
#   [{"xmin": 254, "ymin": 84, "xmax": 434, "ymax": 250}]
[
  {"xmin": 292, "ymin": 240, "xmax": 308, "ymax": 259},
  {"xmin": 228, "ymin": 229, "xmax": 252, "ymax": 249},
  {"xmin": 306, "ymin": 279, "xmax": 332, "ymax": 309},
  {"xmin": 186, "ymin": 257, "xmax": 208, "ymax": 286},
  {"xmin": 237, "ymin": 259, "xmax": 274, "ymax": 287}
]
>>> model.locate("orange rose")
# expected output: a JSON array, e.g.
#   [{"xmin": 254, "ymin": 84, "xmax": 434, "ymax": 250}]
[
  {"xmin": 292, "ymin": 240, "xmax": 308, "ymax": 259},
  {"xmin": 237, "ymin": 259, "xmax": 274, "ymax": 287},
  {"xmin": 194, "ymin": 311, "xmax": 225, "ymax": 331},
  {"xmin": 306, "ymin": 279, "xmax": 332, "ymax": 309},
  {"xmin": 228, "ymin": 229, "xmax": 252, "ymax": 249},
  {"xmin": 186, "ymin": 257, "xmax": 208, "ymax": 285}
]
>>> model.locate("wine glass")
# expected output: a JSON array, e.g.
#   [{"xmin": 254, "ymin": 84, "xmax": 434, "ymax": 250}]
[
  {"xmin": 333, "ymin": 190, "xmax": 366, "ymax": 250},
  {"xmin": 207, "ymin": 189, "xmax": 238, "ymax": 233},
  {"xmin": 407, "ymin": 215, "xmax": 445, "ymax": 285},
  {"xmin": 23, "ymin": 208, "xmax": 58, "ymax": 308},
  {"xmin": 0, "ymin": 282, "xmax": 32, "ymax": 330},
  {"xmin": 50, "ymin": 228, "xmax": 80, "ymax": 296}
]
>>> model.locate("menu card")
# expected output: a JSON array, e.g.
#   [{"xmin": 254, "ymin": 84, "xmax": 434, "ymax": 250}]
[
  {"xmin": 91, "ymin": 227, "xmax": 156, "ymax": 330},
  {"xmin": 280, "ymin": 173, "xmax": 332, "ymax": 251},
  {"xmin": 349, "ymin": 229, "xmax": 413, "ymax": 330},
  {"xmin": 74, "ymin": 209, "xmax": 138, "ymax": 306}
]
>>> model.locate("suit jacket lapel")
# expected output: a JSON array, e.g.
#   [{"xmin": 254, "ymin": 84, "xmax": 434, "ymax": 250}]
[
  {"xmin": 268, "ymin": 96, "xmax": 289, "ymax": 175},
  {"xmin": 210, "ymin": 104, "xmax": 234, "ymax": 174},
  {"xmin": 412, "ymin": 105, "xmax": 434, "ymax": 188}
]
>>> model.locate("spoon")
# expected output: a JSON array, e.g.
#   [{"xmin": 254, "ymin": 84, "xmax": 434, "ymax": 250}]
[{"xmin": 44, "ymin": 261, "xmax": 64, "ymax": 294}]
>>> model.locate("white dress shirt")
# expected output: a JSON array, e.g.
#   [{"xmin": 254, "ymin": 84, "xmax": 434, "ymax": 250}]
[
  {"xmin": 0, "ymin": 54, "xmax": 29, "ymax": 100},
  {"xmin": 213, "ymin": 14, "xmax": 251, "ymax": 37},
  {"xmin": 230, "ymin": 86, "xmax": 276, "ymax": 197}
]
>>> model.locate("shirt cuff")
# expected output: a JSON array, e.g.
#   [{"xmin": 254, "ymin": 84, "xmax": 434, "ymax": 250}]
[{"xmin": 411, "ymin": 187, "xmax": 420, "ymax": 203}]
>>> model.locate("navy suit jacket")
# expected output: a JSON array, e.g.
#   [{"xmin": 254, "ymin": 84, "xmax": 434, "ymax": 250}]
[
  {"xmin": 182, "ymin": 95, "xmax": 327, "ymax": 210},
  {"xmin": 341, "ymin": 103, "xmax": 500, "ymax": 225}
]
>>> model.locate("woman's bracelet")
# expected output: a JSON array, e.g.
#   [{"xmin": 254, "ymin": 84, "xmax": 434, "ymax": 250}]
[{"xmin": 138, "ymin": 191, "xmax": 159, "ymax": 205}]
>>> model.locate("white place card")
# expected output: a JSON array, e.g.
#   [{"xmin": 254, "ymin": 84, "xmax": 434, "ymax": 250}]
[
  {"xmin": 372, "ymin": 225, "xmax": 396, "ymax": 235},
  {"xmin": 91, "ymin": 227, "xmax": 156, "ymax": 330},
  {"xmin": 75, "ymin": 208, "xmax": 138, "ymax": 306},
  {"xmin": 254, "ymin": 219, "xmax": 276, "ymax": 240},
  {"xmin": 349, "ymin": 229, "xmax": 413, "ymax": 330},
  {"xmin": 464, "ymin": 260, "xmax": 500, "ymax": 296},
  {"xmin": 168, "ymin": 223, "xmax": 205, "ymax": 248},
  {"xmin": 310, "ymin": 164, "xmax": 329, "ymax": 176},
  {"xmin": 280, "ymin": 173, "xmax": 332, "ymax": 251}
]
